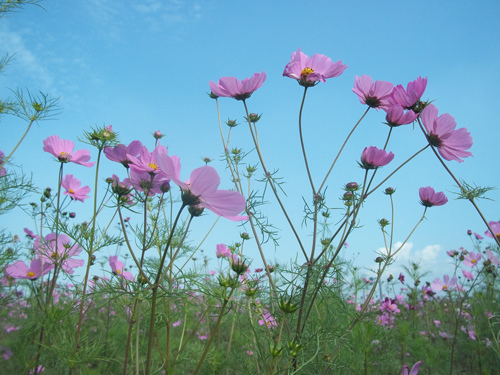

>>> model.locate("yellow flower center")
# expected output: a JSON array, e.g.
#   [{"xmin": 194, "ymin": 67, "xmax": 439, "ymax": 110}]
[
  {"xmin": 301, "ymin": 67, "xmax": 314, "ymax": 78},
  {"xmin": 116, "ymin": 269, "xmax": 121, "ymax": 274},
  {"xmin": 27, "ymin": 271, "xmax": 35, "ymax": 277},
  {"xmin": 442, "ymin": 285, "xmax": 447, "ymax": 290},
  {"xmin": 148, "ymin": 162, "xmax": 158, "ymax": 170},
  {"xmin": 472, "ymin": 259, "xmax": 476, "ymax": 264},
  {"xmin": 69, "ymin": 189, "xmax": 74, "ymax": 194},
  {"xmin": 59, "ymin": 152, "xmax": 69, "ymax": 156}
]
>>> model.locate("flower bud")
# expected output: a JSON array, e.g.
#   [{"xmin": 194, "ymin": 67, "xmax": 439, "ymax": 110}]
[
  {"xmin": 345, "ymin": 182, "xmax": 359, "ymax": 191},
  {"xmin": 188, "ymin": 205, "xmax": 205, "ymax": 217},
  {"xmin": 378, "ymin": 218, "xmax": 389, "ymax": 228},
  {"xmin": 208, "ymin": 92, "xmax": 219, "ymax": 99},
  {"xmin": 384, "ymin": 187, "xmax": 395, "ymax": 195},
  {"xmin": 231, "ymin": 259, "xmax": 249, "ymax": 275},
  {"xmin": 226, "ymin": 119, "xmax": 238, "ymax": 128},
  {"xmin": 467, "ymin": 230, "xmax": 472, "ymax": 236},
  {"xmin": 387, "ymin": 274, "xmax": 393, "ymax": 282},
  {"xmin": 153, "ymin": 130, "xmax": 163, "ymax": 139},
  {"xmin": 240, "ymin": 232, "xmax": 250, "ymax": 240},
  {"xmin": 246, "ymin": 113, "xmax": 262, "ymax": 123},
  {"xmin": 69, "ymin": 212, "xmax": 76, "ymax": 218},
  {"xmin": 375, "ymin": 256, "xmax": 384, "ymax": 263}
]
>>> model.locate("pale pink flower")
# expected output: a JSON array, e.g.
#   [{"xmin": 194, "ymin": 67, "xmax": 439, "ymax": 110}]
[
  {"xmin": 127, "ymin": 144, "xmax": 169, "ymax": 176},
  {"xmin": 431, "ymin": 274, "xmax": 457, "ymax": 293},
  {"xmin": 486, "ymin": 249, "xmax": 500, "ymax": 265},
  {"xmin": 401, "ymin": 360, "xmax": 423, "ymax": 375},
  {"xmin": 216, "ymin": 243, "xmax": 231, "ymax": 258},
  {"xmin": 0, "ymin": 150, "xmax": 6, "ymax": 176},
  {"xmin": 5, "ymin": 258, "xmax": 53, "ymax": 280},
  {"xmin": 352, "ymin": 75, "xmax": 394, "ymax": 109},
  {"xmin": 34, "ymin": 233, "xmax": 84, "ymax": 274},
  {"xmin": 462, "ymin": 270, "xmax": 474, "ymax": 280},
  {"xmin": 62, "ymin": 174, "xmax": 90, "ymax": 202},
  {"xmin": 390, "ymin": 77, "xmax": 427, "ymax": 110},
  {"xmin": 156, "ymin": 150, "xmax": 247, "ymax": 221},
  {"xmin": 484, "ymin": 220, "xmax": 500, "ymax": 240},
  {"xmin": 421, "ymin": 104, "xmax": 473, "ymax": 163},
  {"xmin": 360, "ymin": 146, "xmax": 394, "ymax": 169},
  {"xmin": 282, "ymin": 48, "xmax": 347, "ymax": 87},
  {"xmin": 463, "ymin": 251, "xmax": 482, "ymax": 268},
  {"xmin": 109, "ymin": 256, "xmax": 134, "ymax": 281},
  {"xmin": 209, "ymin": 72, "xmax": 266, "ymax": 100},
  {"xmin": 43, "ymin": 135, "xmax": 94, "ymax": 167},
  {"xmin": 104, "ymin": 140, "xmax": 143, "ymax": 168},
  {"xmin": 419, "ymin": 186, "xmax": 448, "ymax": 207},
  {"xmin": 384, "ymin": 105, "xmax": 419, "ymax": 127}
]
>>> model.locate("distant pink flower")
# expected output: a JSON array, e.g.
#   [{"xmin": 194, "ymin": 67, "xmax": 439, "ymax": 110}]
[
  {"xmin": 209, "ymin": 72, "xmax": 266, "ymax": 100},
  {"xmin": 34, "ymin": 233, "xmax": 84, "ymax": 274},
  {"xmin": 474, "ymin": 232, "xmax": 484, "ymax": 240},
  {"xmin": 282, "ymin": 48, "xmax": 347, "ymax": 87},
  {"xmin": 420, "ymin": 104, "xmax": 473, "ymax": 163},
  {"xmin": 446, "ymin": 250, "xmax": 459, "ymax": 257},
  {"xmin": 216, "ymin": 243, "xmax": 231, "ymax": 258},
  {"xmin": 109, "ymin": 256, "xmax": 134, "ymax": 281},
  {"xmin": 61, "ymin": 174, "xmax": 90, "ymax": 202},
  {"xmin": 419, "ymin": 186, "xmax": 448, "ymax": 207},
  {"xmin": 24, "ymin": 228, "xmax": 38, "ymax": 240},
  {"xmin": 462, "ymin": 270, "xmax": 474, "ymax": 280},
  {"xmin": 43, "ymin": 135, "xmax": 94, "ymax": 167},
  {"xmin": 258, "ymin": 311, "xmax": 277, "ymax": 329},
  {"xmin": 439, "ymin": 331, "xmax": 452, "ymax": 339},
  {"xmin": 5, "ymin": 258, "xmax": 53, "ymax": 280},
  {"xmin": 172, "ymin": 320, "xmax": 182, "ymax": 327},
  {"xmin": 433, "ymin": 320, "xmax": 441, "ymax": 327},
  {"xmin": 463, "ymin": 251, "xmax": 482, "ymax": 268},
  {"xmin": 104, "ymin": 140, "xmax": 143, "ymax": 168},
  {"xmin": 390, "ymin": 77, "xmax": 427, "ymax": 110},
  {"xmin": 156, "ymin": 150, "xmax": 247, "ymax": 221},
  {"xmin": 384, "ymin": 105, "xmax": 419, "ymax": 127},
  {"xmin": 360, "ymin": 146, "xmax": 394, "ymax": 169},
  {"xmin": 484, "ymin": 220, "xmax": 500, "ymax": 240},
  {"xmin": 352, "ymin": 75, "xmax": 394, "ymax": 109},
  {"xmin": 431, "ymin": 274, "xmax": 457, "ymax": 293},
  {"xmin": 0, "ymin": 150, "xmax": 6, "ymax": 176},
  {"xmin": 401, "ymin": 360, "xmax": 423, "ymax": 375},
  {"xmin": 486, "ymin": 249, "xmax": 500, "ymax": 266}
]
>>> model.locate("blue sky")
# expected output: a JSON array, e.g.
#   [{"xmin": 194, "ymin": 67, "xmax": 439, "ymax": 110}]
[{"xmin": 2, "ymin": 0, "xmax": 500, "ymax": 286}]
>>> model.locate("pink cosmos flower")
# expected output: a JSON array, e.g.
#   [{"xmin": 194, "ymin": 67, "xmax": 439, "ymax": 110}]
[
  {"xmin": 61, "ymin": 174, "xmax": 90, "ymax": 202},
  {"xmin": 34, "ymin": 233, "xmax": 85, "ymax": 274},
  {"xmin": 258, "ymin": 311, "xmax": 277, "ymax": 329},
  {"xmin": 43, "ymin": 135, "xmax": 95, "ymax": 167},
  {"xmin": 463, "ymin": 251, "xmax": 482, "ymax": 268},
  {"xmin": 384, "ymin": 105, "xmax": 419, "ymax": 127},
  {"xmin": 24, "ymin": 228, "xmax": 39, "ymax": 240},
  {"xmin": 127, "ymin": 144, "xmax": 169, "ymax": 176},
  {"xmin": 352, "ymin": 75, "xmax": 395, "ymax": 109},
  {"xmin": 128, "ymin": 169, "xmax": 170, "ymax": 196},
  {"xmin": 431, "ymin": 274, "xmax": 457, "ymax": 293},
  {"xmin": 156, "ymin": 150, "xmax": 248, "ymax": 221},
  {"xmin": 360, "ymin": 146, "xmax": 395, "ymax": 169},
  {"xmin": 209, "ymin": 71, "xmax": 266, "ymax": 100},
  {"xmin": 5, "ymin": 258, "xmax": 53, "ymax": 280},
  {"xmin": 109, "ymin": 255, "xmax": 134, "ymax": 281},
  {"xmin": 486, "ymin": 249, "xmax": 500, "ymax": 265},
  {"xmin": 104, "ymin": 140, "xmax": 143, "ymax": 168},
  {"xmin": 401, "ymin": 360, "xmax": 423, "ymax": 375},
  {"xmin": 216, "ymin": 243, "xmax": 231, "ymax": 258},
  {"xmin": 419, "ymin": 186, "xmax": 448, "ymax": 207},
  {"xmin": 462, "ymin": 270, "xmax": 474, "ymax": 280},
  {"xmin": 0, "ymin": 150, "xmax": 6, "ymax": 176},
  {"xmin": 420, "ymin": 104, "xmax": 473, "ymax": 163},
  {"xmin": 474, "ymin": 232, "xmax": 484, "ymax": 240},
  {"xmin": 484, "ymin": 220, "xmax": 500, "ymax": 240},
  {"xmin": 390, "ymin": 76, "xmax": 427, "ymax": 110},
  {"xmin": 282, "ymin": 48, "xmax": 347, "ymax": 87}
]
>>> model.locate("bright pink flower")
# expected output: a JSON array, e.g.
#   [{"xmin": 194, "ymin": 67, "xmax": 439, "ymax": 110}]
[
  {"xmin": 109, "ymin": 256, "xmax": 134, "ymax": 281},
  {"xmin": 419, "ymin": 186, "xmax": 448, "ymax": 207},
  {"xmin": 360, "ymin": 146, "xmax": 394, "ymax": 169},
  {"xmin": 484, "ymin": 220, "xmax": 500, "ymax": 240},
  {"xmin": 384, "ymin": 105, "xmax": 419, "ymax": 127},
  {"xmin": 104, "ymin": 140, "xmax": 143, "ymax": 168},
  {"xmin": 282, "ymin": 48, "xmax": 347, "ymax": 87},
  {"xmin": 156, "ymin": 150, "xmax": 248, "ymax": 221},
  {"xmin": 352, "ymin": 75, "xmax": 394, "ymax": 109},
  {"xmin": 61, "ymin": 174, "xmax": 90, "ymax": 202},
  {"xmin": 209, "ymin": 72, "xmax": 266, "ymax": 100},
  {"xmin": 5, "ymin": 258, "xmax": 53, "ymax": 280},
  {"xmin": 421, "ymin": 104, "xmax": 473, "ymax": 163},
  {"xmin": 463, "ymin": 251, "xmax": 482, "ymax": 268},
  {"xmin": 43, "ymin": 135, "xmax": 94, "ymax": 167},
  {"xmin": 216, "ymin": 243, "xmax": 231, "ymax": 258},
  {"xmin": 34, "ymin": 233, "xmax": 84, "ymax": 274},
  {"xmin": 401, "ymin": 360, "xmax": 423, "ymax": 375},
  {"xmin": 390, "ymin": 77, "xmax": 427, "ymax": 110},
  {"xmin": 462, "ymin": 270, "xmax": 474, "ymax": 280},
  {"xmin": 431, "ymin": 274, "xmax": 457, "ymax": 293},
  {"xmin": 486, "ymin": 249, "xmax": 500, "ymax": 265}
]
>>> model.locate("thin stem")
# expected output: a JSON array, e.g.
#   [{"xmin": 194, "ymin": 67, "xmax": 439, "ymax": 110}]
[
  {"xmin": 0, "ymin": 118, "xmax": 34, "ymax": 169},
  {"xmin": 298, "ymin": 87, "xmax": 316, "ymax": 193}
]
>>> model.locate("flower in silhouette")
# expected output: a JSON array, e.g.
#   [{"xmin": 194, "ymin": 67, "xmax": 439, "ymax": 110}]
[
  {"xmin": 421, "ymin": 104, "xmax": 473, "ymax": 163},
  {"xmin": 282, "ymin": 48, "xmax": 347, "ymax": 87},
  {"xmin": 43, "ymin": 135, "xmax": 94, "ymax": 167},
  {"xmin": 209, "ymin": 72, "xmax": 266, "ymax": 100}
]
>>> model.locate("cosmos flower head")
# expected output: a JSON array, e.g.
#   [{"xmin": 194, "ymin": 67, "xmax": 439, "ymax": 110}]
[
  {"xmin": 209, "ymin": 71, "xmax": 266, "ymax": 101},
  {"xmin": 104, "ymin": 140, "xmax": 143, "ymax": 168},
  {"xmin": 420, "ymin": 104, "xmax": 473, "ymax": 163},
  {"xmin": 353, "ymin": 75, "xmax": 395, "ymax": 110},
  {"xmin": 282, "ymin": 48, "xmax": 347, "ymax": 87},
  {"xmin": 389, "ymin": 76, "xmax": 427, "ymax": 110},
  {"xmin": 360, "ymin": 146, "xmax": 395, "ymax": 169},
  {"xmin": 418, "ymin": 186, "xmax": 448, "ymax": 207},
  {"xmin": 43, "ymin": 135, "xmax": 95, "ymax": 167},
  {"xmin": 62, "ymin": 174, "xmax": 90, "ymax": 202}
]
